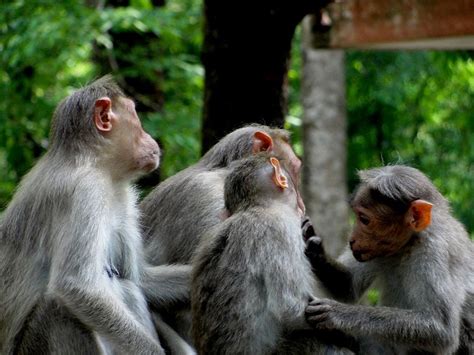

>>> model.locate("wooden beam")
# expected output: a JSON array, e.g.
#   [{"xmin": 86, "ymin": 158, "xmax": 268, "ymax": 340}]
[{"xmin": 328, "ymin": 0, "xmax": 474, "ymax": 48}]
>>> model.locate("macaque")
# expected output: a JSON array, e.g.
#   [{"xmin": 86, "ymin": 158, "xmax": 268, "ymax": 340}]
[
  {"xmin": 192, "ymin": 154, "xmax": 355, "ymax": 355},
  {"xmin": 0, "ymin": 76, "xmax": 192, "ymax": 354},
  {"xmin": 140, "ymin": 125, "xmax": 304, "ymax": 265},
  {"xmin": 305, "ymin": 165, "xmax": 474, "ymax": 354},
  {"xmin": 140, "ymin": 125, "xmax": 305, "ymax": 343}
]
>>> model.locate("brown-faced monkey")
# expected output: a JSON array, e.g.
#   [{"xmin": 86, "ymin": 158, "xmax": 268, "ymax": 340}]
[
  {"xmin": 192, "ymin": 154, "xmax": 355, "ymax": 355},
  {"xmin": 0, "ymin": 76, "xmax": 192, "ymax": 354},
  {"xmin": 304, "ymin": 165, "xmax": 474, "ymax": 354}
]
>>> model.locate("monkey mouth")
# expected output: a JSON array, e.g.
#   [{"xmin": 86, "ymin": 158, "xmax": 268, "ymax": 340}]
[
  {"xmin": 139, "ymin": 155, "xmax": 160, "ymax": 172},
  {"xmin": 351, "ymin": 249, "xmax": 371, "ymax": 262},
  {"xmin": 145, "ymin": 159, "xmax": 159, "ymax": 172}
]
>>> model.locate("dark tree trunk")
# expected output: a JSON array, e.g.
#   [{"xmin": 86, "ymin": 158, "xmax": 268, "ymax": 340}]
[{"xmin": 201, "ymin": 0, "xmax": 327, "ymax": 153}]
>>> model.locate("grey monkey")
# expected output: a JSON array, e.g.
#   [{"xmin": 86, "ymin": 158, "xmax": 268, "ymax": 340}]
[
  {"xmin": 191, "ymin": 154, "xmax": 355, "ymax": 355},
  {"xmin": 140, "ymin": 125, "xmax": 304, "ymax": 265},
  {"xmin": 305, "ymin": 165, "xmax": 474, "ymax": 354},
  {"xmin": 140, "ymin": 126, "xmax": 305, "ymax": 343},
  {"xmin": 0, "ymin": 76, "xmax": 192, "ymax": 354}
]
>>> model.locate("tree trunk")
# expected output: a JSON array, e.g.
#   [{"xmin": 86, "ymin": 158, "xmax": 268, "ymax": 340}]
[
  {"xmin": 201, "ymin": 0, "xmax": 324, "ymax": 153},
  {"xmin": 301, "ymin": 15, "xmax": 349, "ymax": 257}
]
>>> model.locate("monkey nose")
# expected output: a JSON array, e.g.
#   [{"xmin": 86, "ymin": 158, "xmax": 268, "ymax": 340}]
[
  {"xmin": 349, "ymin": 240, "xmax": 355, "ymax": 248},
  {"xmin": 352, "ymin": 250, "xmax": 363, "ymax": 261}
]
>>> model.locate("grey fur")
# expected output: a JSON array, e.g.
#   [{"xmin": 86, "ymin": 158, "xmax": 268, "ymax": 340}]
[
  {"xmin": 139, "ymin": 125, "xmax": 295, "ymax": 345},
  {"xmin": 0, "ymin": 77, "xmax": 192, "ymax": 354},
  {"xmin": 306, "ymin": 165, "xmax": 474, "ymax": 354},
  {"xmin": 191, "ymin": 154, "xmax": 353, "ymax": 355},
  {"xmin": 49, "ymin": 74, "xmax": 123, "ymax": 155},
  {"xmin": 140, "ymin": 124, "xmax": 290, "ymax": 265}
]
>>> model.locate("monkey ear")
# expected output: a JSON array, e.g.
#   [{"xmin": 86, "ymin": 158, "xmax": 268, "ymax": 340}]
[
  {"xmin": 270, "ymin": 157, "xmax": 288, "ymax": 189},
  {"xmin": 406, "ymin": 199, "xmax": 433, "ymax": 232},
  {"xmin": 94, "ymin": 97, "xmax": 113, "ymax": 133},
  {"xmin": 253, "ymin": 131, "xmax": 273, "ymax": 153}
]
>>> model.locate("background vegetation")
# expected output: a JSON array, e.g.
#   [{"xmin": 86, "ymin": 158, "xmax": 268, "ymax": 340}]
[{"xmin": 1, "ymin": 1, "xmax": 473, "ymax": 235}]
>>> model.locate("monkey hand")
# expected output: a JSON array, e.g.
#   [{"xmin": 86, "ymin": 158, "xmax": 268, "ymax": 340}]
[
  {"xmin": 302, "ymin": 216, "xmax": 317, "ymax": 241},
  {"xmin": 305, "ymin": 236, "xmax": 326, "ymax": 264},
  {"xmin": 305, "ymin": 298, "xmax": 345, "ymax": 330}
]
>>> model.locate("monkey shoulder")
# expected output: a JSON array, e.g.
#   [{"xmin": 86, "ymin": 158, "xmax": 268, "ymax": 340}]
[
  {"xmin": 142, "ymin": 166, "xmax": 224, "ymax": 206},
  {"xmin": 377, "ymin": 230, "xmax": 470, "ymax": 312},
  {"xmin": 140, "ymin": 167, "xmax": 224, "ymax": 237}
]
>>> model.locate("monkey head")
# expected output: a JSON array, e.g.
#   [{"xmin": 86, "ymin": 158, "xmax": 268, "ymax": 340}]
[
  {"xmin": 349, "ymin": 166, "xmax": 436, "ymax": 262},
  {"xmin": 50, "ymin": 76, "xmax": 160, "ymax": 181},
  {"xmin": 94, "ymin": 96, "xmax": 160, "ymax": 180},
  {"xmin": 252, "ymin": 130, "xmax": 305, "ymax": 214},
  {"xmin": 224, "ymin": 153, "xmax": 303, "ymax": 217}
]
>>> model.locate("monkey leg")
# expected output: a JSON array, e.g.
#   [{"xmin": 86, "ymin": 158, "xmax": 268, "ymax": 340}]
[{"xmin": 14, "ymin": 298, "xmax": 102, "ymax": 355}]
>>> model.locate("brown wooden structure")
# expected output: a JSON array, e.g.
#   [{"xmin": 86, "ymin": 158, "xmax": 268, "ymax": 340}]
[{"xmin": 327, "ymin": 0, "xmax": 474, "ymax": 48}]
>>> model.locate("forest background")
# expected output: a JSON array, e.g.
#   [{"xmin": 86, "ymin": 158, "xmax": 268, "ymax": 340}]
[{"xmin": 2, "ymin": 0, "xmax": 473, "ymax": 250}]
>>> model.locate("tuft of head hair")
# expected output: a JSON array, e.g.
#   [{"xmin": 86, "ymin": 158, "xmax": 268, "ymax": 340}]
[
  {"xmin": 200, "ymin": 124, "xmax": 290, "ymax": 169},
  {"xmin": 224, "ymin": 153, "xmax": 281, "ymax": 214},
  {"xmin": 357, "ymin": 165, "xmax": 446, "ymax": 213},
  {"xmin": 49, "ymin": 75, "xmax": 124, "ymax": 154}
]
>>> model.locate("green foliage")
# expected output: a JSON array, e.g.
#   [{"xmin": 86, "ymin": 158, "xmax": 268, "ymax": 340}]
[
  {"xmin": 367, "ymin": 288, "xmax": 380, "ymax": 306},
  {"xmin": 0, "ymin": 0, "xmax": 203, "ymax": 208},
  {"xmin": 286, "ymin": 26, "xmax": 303, "ymax": 157},
  {"xmin": 346, "ymin": 51, "xmax": 474, "ymax": 232},
  {"xmin": 1, "ymin": 1, "xmax": 100, "ymax": 208},
  {"xmin": 287, "ymin": 30, "xmax": 474, "ymax": 234}
]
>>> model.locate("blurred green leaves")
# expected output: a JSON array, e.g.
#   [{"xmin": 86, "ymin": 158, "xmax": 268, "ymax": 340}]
[
  {"xmin": 286, "ymin": 30, "xmax": 473, "ymax": 234},
  {"xmin": 346, "ymin": 51, "xmax": 474, "ymax": 232},
  {"xmin": 0, "ymin": 0, "xmax": 203, "ymax": 207}
]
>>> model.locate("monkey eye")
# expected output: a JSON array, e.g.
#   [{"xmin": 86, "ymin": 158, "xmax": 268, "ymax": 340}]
[{"xmin": 358, "ymin": 213, "xmax": 370, "ymax": 226}]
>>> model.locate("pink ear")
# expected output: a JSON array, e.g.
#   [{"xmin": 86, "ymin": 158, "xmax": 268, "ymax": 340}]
[
  {"xmin": 407, "ymin": 199, "xmax": 433, "ymax": 232},
  {"xmin": 253, "ymin": 131, "xmax": 273, "ymax": 153},
  {"xmin": 270, "ymin": 157, "xmax": 288, "ymax": 189},
  {"xmin": 94, "ymin": 97, "xmax": 112, "ymax": 132}
]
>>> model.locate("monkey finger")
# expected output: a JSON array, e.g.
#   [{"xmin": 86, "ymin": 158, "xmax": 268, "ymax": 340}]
[
  {"xmin": 302, "ymin": 220, "xmax": 317, "ymax": 240},
  {"xmin": 306, "ymin": 236, "xmax": 323, "ymax": 250},
  {"xmin": 301, "ymin": 216, "xmax": 312, "ymax": 227},
  {"xmin": 308, "ymin": 299, "xmax": 325, "ymax": 306},
  {"xmin": 306, "ymin": 313, "xmax": 329, "ymax": 325},
  {"xmin": 306, "ymin": 305, "xmax": 332, "ymax": 315}
]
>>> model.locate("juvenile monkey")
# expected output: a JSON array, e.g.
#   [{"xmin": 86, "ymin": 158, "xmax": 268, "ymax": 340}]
[
  {"xmin": 0, "ymin": 76, "xmax": 192, "ymax": 354},
  {"xmin": 304, "ymin": 165, "xmax": 474, "ymax": 354},
  {"xmin": 192, "ymin": 154, "xmax": 354, "ymax": 355}
]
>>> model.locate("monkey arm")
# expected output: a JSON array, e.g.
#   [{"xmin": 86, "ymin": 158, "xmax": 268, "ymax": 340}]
[
  {"xmin": 306, "ymin": 299, "xmax": 458, "ymax": 352},
  {"xmin": 141, "ymin": 264, "xmax": 192, "ymax": 310},
  {"xmin": 49, "ymin": 196, "xmax": 164, "ymax": 354},
  {"xmin": 54, "ymin": 280, "xmax": 164, "ymax": 354},
  {"xmin": 306, "ymin": 238, "xmax": 375, "ymax": 302}
]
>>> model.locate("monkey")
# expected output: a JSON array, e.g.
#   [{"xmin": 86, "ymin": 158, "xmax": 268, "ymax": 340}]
[
  {"xmin": 140, "ymin": 125, "xmax": 305, "ymax": 343},
  {"xmin": 191, "ymin": 154, "xmax": 356, "ymax": 355},
  {"xmin": 303, "ymin": 165, "xmax": 474, "ymax": 354},
  {"xmin": 0, "ymin": 76, "xmax": 193, "ymax": 354},
  {"xmin": 140, "ymin": 125, "xmax": 305, "ymax": 266}
]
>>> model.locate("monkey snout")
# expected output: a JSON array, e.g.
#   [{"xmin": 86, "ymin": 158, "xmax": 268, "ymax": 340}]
[{"xmin": 352, "ymin": 249, "xmax": 364, "ymax": 262}]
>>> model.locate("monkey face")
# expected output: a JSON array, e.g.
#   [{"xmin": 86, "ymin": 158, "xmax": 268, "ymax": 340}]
[
  {"xmin": 267, "ymin": 157, "xmax": 303, "ymax": 217},
  {"xmin": 272, "ymin": 140, "xmax": 305, "ymax": 215},
  {"xmin": 349, "ymin": 205, "xmax": 413, "ymax": 262},
  {"xmin": 112, "ymin": 97, "xmax": 161, "ymax": 177}
]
